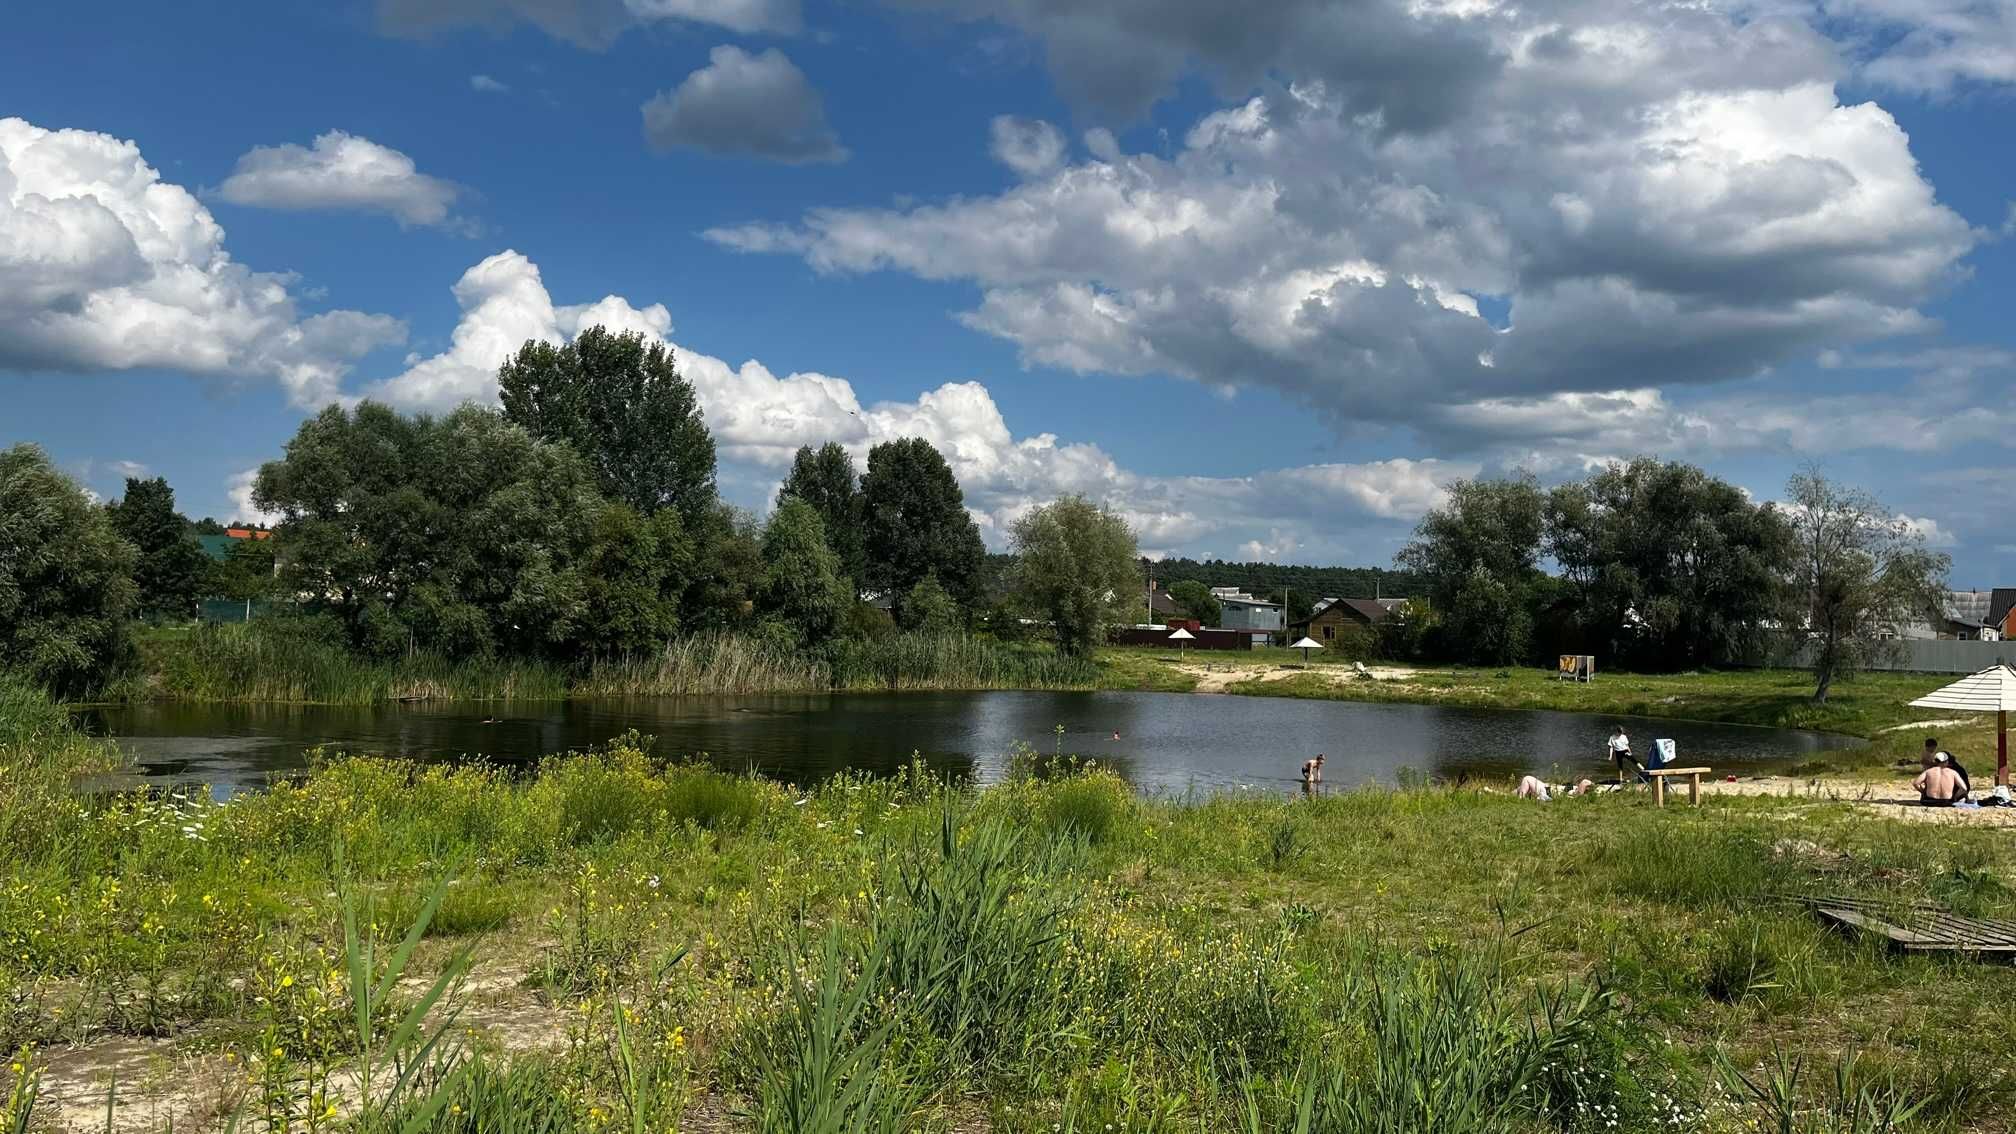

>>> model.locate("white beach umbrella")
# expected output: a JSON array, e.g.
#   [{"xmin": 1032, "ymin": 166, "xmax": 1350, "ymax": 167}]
[
  {"xmin": 1289, "ymin": 636, "xmax": 1324, "ymax": 664},
  {"xmin": 1168, "ymin": 625, "xmax": 1194, "ymax": 659},
  {"xmin": 1908, "ymin": 663, "xmax": 2016, "ymax": 786}
]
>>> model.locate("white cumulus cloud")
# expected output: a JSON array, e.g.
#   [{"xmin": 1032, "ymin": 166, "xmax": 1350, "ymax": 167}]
[
  {"xmin": 1821, "ymin": 0, "xmax": 2016, "ymax": 93},
  {"xmin": 368, "ymin": 250, "xmax": 1473, "ymax": 557},
  {"xmin": 988, "ymin": 116, "xmax": 1066, "ymax": 178},
  {"xmin": 707, "ymin": 3, "xmax": 1973, "ymax": 444},
  {"xmin": 642, "ymin": 47, "xmax": 847, "ymax": 164},
  {"xmin": 0, "ymin": 117, "xmax": 404, "ymax": 406},
  {"xmin": 216, "ymin": 131, "xmax": 464, "ymax": 228},
  {"xmin": 226, "ymin": 469, "xmax": 283, "ymax": 527}
]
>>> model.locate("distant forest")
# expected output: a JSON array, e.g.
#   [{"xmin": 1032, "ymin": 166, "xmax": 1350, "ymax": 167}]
[{"xmin": 985, "ymin": 553, "xmax": 1419, "ymax": 621}]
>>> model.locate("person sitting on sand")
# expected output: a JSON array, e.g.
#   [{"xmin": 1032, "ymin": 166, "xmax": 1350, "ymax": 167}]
[
  {"xmin": 1300, "ymin": 754, "xmax": 1326, "ymax": 785},
  {"xmin": 1914, "ymin": 757, "xmax": 1968, "ymax": 807},
  {"xmin": 1607, "ymin": 726, "xmax": 1646, "ymax": 784},
  {"xmin": 1923, "ymin": 737, "xmax": 1971, "ymax": 794}
]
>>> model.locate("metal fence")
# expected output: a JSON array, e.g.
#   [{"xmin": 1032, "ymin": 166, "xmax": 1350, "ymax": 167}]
[{"xmin": 1732, "ymin": 636, "xmax": 2012, "ymax": 675}]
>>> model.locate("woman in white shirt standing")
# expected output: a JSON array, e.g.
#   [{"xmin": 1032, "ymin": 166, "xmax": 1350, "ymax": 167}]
[{"xmin": 1607, "ymin": 725, "xmax": 1646, "ymax": 784}]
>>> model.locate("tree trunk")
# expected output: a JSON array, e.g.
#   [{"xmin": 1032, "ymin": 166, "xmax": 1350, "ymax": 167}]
[{"xmin": 1811, "ymin": 631, "xmax": 1837, "ymax": 704}]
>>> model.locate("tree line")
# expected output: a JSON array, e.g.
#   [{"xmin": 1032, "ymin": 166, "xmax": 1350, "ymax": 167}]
[
  {"xmin": 0, "ymin": 327, "xmax": 1144, "ymax": 698},
  {"xmin": 1392, "ymin": 458, "xmax": 1950, "ymax": 700}
]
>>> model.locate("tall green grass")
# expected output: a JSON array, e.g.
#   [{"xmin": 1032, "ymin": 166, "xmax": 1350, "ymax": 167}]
[
  {"xmin": 576, "ymin": 630, "xmax": 829, "ymax": 695},
  {"xmin": 126, "ymin": 625, "xmax": 1099, "ymax": 703},
  {"xmin": 132, "ymin": 622, "xmax": 569, "ymax": 704},
  {"xmin": 829, "ymin": 632, "xmax": 1100, "ymax": 692},
  {"xmin": 1231, "ymin": 953, "xmax": 1624, "ymax": 1134},
  {"xmin": 0, "ymin": 675, "xmax": 108, "ymax": 861}
]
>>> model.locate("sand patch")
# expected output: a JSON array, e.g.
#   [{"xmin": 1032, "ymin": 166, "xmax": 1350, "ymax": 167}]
[
  {"xmin": 1171, "ymin": 660, "xmax": 1417, "ymax": 693},
  {"xmin": 1703, "ymin": 775, "xmax": 2016, "ymax": 826},
  {"xmin": 1875, "ymin": 718, "xmax": 1974, "ymax": 734}
]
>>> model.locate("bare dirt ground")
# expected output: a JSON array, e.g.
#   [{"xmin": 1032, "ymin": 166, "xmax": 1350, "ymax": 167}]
[{"xmin": 33, "ymin": 960, "xmax": 570, "ymax": 1133}]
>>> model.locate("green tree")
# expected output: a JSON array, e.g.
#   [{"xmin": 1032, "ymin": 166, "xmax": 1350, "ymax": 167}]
[
  {"xmin": 1167, "ymin": 579, "xmax": 1222, "ymax": 626},
  {"xmin": 209, "ymin": 538, "xmax": 277, "ymax": 604},
  {"xmin": 759, "ymin": 496, "xmax": 851, "ymax": 641},
  {"xmin": 1783, "ymin": 469, "xmax": 1949, "ymax": 703},
  {"xmin": 780, "ymin": 443, "xmax": 865, "ymax": 593},
  {"xmin": 581, "ymin": 504, "xmax": 690, "ymax": 655},
  {"xmin": 498, "ymin": 325, "xmax": 717, "ymax": 520},
  {"xmin": 254, "ymin": 403, "xmax": 611, "ymax": 658},
  {"xmin": 1447, "ymin": 562, "xmax": 1532, "ymax": 666},
  {"xmin": 897, "ymin": 572, "xmax": 961, "ymax": 634},
  {"xmin": 107, "ymin": 476, "xmax": 210, "ymax": 619},
  {"xmin": 1396, "ymin": 475, "xmax": 1547, "ymax": 665},
  {"xmin": 1010, "ymin": 495, "xmax": 1140, "ymax": 657},
  {"xmin": 860, "ymin": 438, "xmax": 986, "ymax": 606},
  {"xmin": 0, "ymin": 445, "xmax": 138, "ymax": 696},
  {"xmin": 1546, "ymin": 458, "xmax": 1790, "ymax": 670},
  {"xmin": 683, "ymin": 503, "xmax": 765, "ymax": 631}
]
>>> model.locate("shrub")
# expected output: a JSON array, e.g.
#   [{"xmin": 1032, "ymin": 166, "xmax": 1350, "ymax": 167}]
[
  {"xmin": 1042, "ymin": 772, "xmax": 1133, "ymax": 844},
  {"xmin": 659, "ymin": 767, "xmax": 770, "ymax": 831}
]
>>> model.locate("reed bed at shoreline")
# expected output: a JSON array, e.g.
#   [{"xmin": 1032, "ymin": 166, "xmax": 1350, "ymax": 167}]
[
  {"xmin": 578, "ymin": 632, "xmax": 833, "ymax": 696},
  {"xmin": 828, "ymin": 633, "xmax": 1101, "ymax": 692},
  {"xmin": 128, "ymin": 622, "xmax": 572, "ymax": 704},
  {"xmin": 4, "ymin": 680, "xmax": 2014, "ymax": 1132},
  {"xmin": 121, "ymin": 624, "xmax": 1103, "ymax": 705}
]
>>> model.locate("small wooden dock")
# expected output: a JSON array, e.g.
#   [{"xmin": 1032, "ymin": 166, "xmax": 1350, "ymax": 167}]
[{"xmin": 1802, "ymin": 895, "xmax": 2016, "ymax": 957}]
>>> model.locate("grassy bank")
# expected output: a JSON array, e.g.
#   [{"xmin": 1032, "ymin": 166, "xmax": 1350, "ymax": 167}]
[
  {"xmin": 126, "ymin": 624, "xmax": 1101, "ymax": 705},
  {"xmin": 1099, "ymin": 647, "xmax": 1986, "ymax": 738},
  {"xmin": 5, "ymin": 692, "xmax": 2015, "ymax": 1131}
]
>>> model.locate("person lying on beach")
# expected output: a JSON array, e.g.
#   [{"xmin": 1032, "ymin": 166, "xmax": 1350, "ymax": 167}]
[
  {"xmin": 1914, "ymin": 759, "xmax": 1968, "ymax": 807},
  {"xmin": 1515, "ymin": 775, "xmax": 1595, "ymax": 801}
]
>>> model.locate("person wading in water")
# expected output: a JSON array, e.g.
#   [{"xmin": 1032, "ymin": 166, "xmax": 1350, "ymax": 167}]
[{"xmin": 1300, "ymin": 753, "xmax": 1326, "ymax": 795}]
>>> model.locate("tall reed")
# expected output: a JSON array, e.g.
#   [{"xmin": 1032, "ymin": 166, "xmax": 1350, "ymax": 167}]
[
  {"xmin": 126, "ymin": 623, "xmax": 1099, "ymax": 704},
  {"xmin": 829, "ymin": 632, "xmax": 1099, "ymax": 692},
  {"xmin": 576, "ymin": 631, "xmax": 830, "ymax": 696},
  {"xmin": 134, "ymin": 623, "xmax": 568, "ymax": 704}
]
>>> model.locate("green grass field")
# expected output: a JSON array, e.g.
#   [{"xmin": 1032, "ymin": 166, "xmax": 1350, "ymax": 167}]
[{"xmin": 6, "ymin": 674, "xmax": 2016, "ymax": 1131}]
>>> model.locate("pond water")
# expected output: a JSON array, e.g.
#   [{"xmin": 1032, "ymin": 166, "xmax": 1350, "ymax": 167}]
[{"xmin": 82, "ymin": 691, "xmax": 1862, "ymax": 798}]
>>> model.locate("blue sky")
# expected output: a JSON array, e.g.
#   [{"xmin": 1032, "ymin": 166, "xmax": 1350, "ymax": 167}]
[{"xmin": 2, "ymin": 0, "xmax": 2012, "ymax": 582}]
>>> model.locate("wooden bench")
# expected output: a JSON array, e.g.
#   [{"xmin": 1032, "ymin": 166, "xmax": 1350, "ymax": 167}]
[{"xmin": 1644, "ymin": 765, "xmax": 1711, "ymax": 807}]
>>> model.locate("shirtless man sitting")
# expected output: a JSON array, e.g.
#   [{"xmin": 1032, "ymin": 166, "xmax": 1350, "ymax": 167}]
[{"xmin": 1914, "ymin": 755, "xmax": 1968, "ymax": 807}]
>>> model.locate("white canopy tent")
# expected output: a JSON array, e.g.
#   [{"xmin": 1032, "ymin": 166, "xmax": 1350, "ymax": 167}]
[
  {"xmin": 1289, "ymin": 636, "xmax": 1324, "ymax": 664},
  {"xmin": 1908, "ymin": 663, "xmax": 2016, "ymax": 786}
]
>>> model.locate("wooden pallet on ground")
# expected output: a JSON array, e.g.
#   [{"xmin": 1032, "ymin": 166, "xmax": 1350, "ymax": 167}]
[{"xmin": 1797, "ymin": 895, "xmax": 2016, "ymax": 956}]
